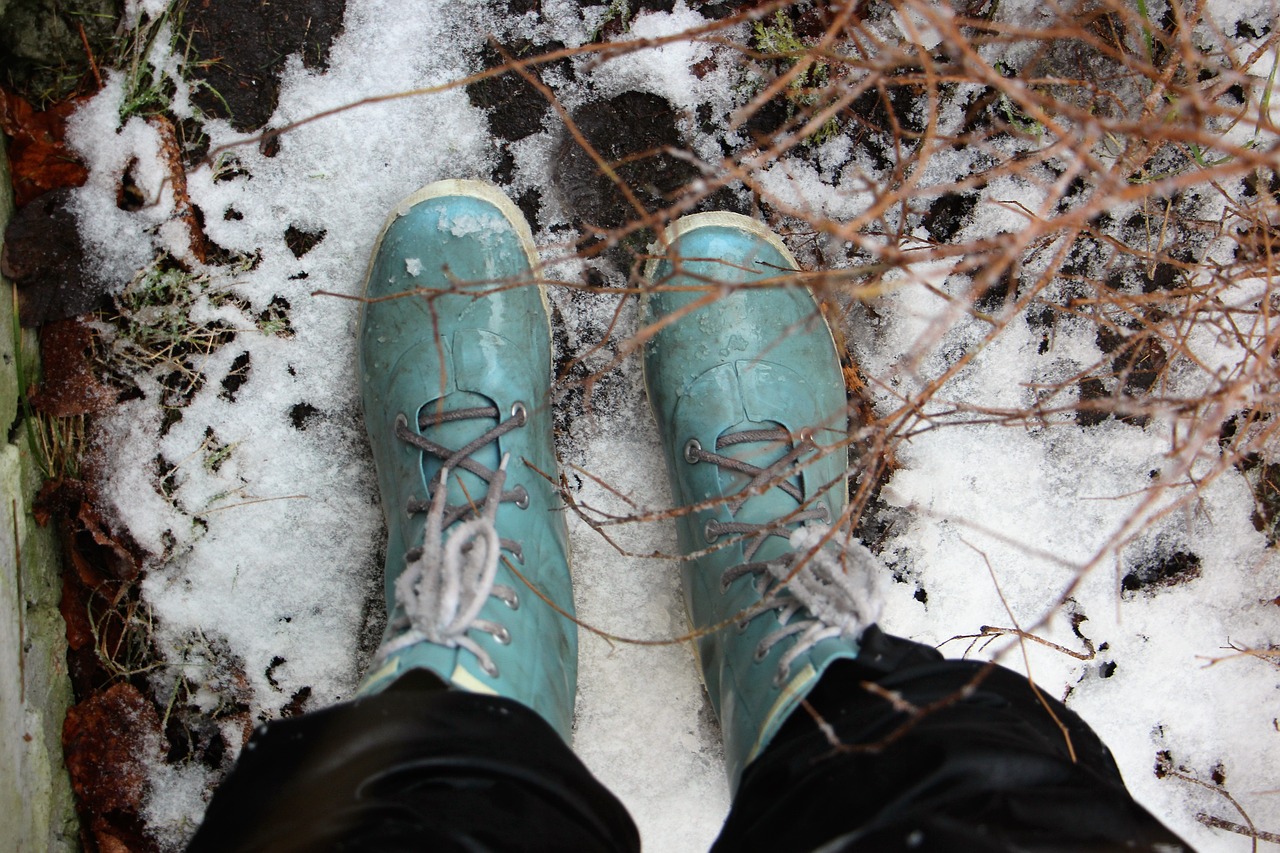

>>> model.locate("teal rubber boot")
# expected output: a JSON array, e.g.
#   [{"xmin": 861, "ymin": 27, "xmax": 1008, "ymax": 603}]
[
  {"xmin": 643, "ymin": 213, "xmax": 876, "ymax": 788},
  {"xmin": 356, "ymin": 180, "xmax": 577, "ymax": 741}
]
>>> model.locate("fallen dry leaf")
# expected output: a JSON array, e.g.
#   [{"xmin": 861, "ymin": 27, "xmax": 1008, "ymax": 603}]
[
  {"xmin": 62, "ymin": 682, "xmax": 164, "ymax": 817},
  {"xmin": 37, "ymin": 478, "xmax": 142, "ymax": 584},
  {"xmin": 28, "ymin": 318, "xmax": 117, "ymax": 416},
  {"xmin": 0, "ymin": 88, "xmax": 88, "ymax": 207},
  {"xmin": 94, "ymin": 830, "xmax": 137, "ymax": 853}
]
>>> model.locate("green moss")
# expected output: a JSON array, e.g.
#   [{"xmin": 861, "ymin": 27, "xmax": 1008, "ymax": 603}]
[
  {"xmin": 750, "ymin": 11, "xmax": 840, "ymax": 147},
  {"xmin": 752, "ymin": 10, "xmax": 807, "ymax": 60},
  {"xmin": 0, "ymin": 0, "xmax": 119, "ymax": 107}
]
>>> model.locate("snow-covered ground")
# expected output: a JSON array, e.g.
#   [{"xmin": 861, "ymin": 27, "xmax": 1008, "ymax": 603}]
[{"xmin": 64, "ymin": 0, "xmax": 1278, "ymax": 849}]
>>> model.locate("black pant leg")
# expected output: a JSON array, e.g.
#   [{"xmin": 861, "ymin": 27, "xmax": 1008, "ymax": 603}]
[
  {"xmin": 714, "ymin": 626, "xmax": 1191, "ymax": 852},
  {"xmin": 186, "ymin": 673, "xmax": 639, "ymax": 853}
]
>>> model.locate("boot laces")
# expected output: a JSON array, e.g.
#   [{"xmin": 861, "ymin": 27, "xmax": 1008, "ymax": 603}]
[
  {"xmin": 689, "ymin": 428, "xmax": 879, "ymax": 686},
  {"xmin": 374, "ymin": 404, "xmax": 529, "ymax": 678}
]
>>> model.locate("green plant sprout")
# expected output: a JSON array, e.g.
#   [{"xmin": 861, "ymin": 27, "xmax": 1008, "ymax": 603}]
[
  {"xmin": 114, "ymin": 0, "xmax": 230, "ymax": 123},
  {"xmin": 10, "ymin": 284, "xmax": 84, "ymax": 479},
  {"xmin": 1257, "ymin": 45, "xmax": 1277, "ymax": 140},
  {"xmin": 999, "ymin": 93, "xmax": 1044, "ymax": 139},
  {"xmin": 210, "ymin": 151, "xmax": 248, "ymax": 182},
  {"xmin": 255, "ymin": 297, "xmax": 294, "ymax": 337},
  {"xmin": 116, "ymin": 3, "xmax": 180, "ymax": 122},
  {"xmin": 1133, "ymin": 0, "xmax": 1157, "ymax": 64},
  {"xmin": 257, "ymin": 316, "xmax": 290, "ymax": 337},
  {"xmin": 117, "ymin": 264, "xmax": 217, "ymax": 360},
  {"xmin": 202, "ymin": 437, "xmax": 238, "ymax": 473},
  {"xmin": 752, "ymin": 10, "xmax": 809, "ymax": 59},
  {"xmin": 591, "ymin": 0, "xmax": 631, "ymax": 41}
]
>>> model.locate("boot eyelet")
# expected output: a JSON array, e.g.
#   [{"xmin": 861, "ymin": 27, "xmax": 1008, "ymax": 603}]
[
  {"xmin": 817, "ymin": 503, "xmax": 831, "ymax": 523},
  {"xmin": 493, "ymin": 585, "xmax": 521, "ymax": 609},
  {"xmin": 395, "ymin": 412, "xmax": 409, "ymax": 430},
  {"xmin": 683, "ymin": 438, "xmax": 702, "ymax": 464},
  {"xmin": 753, "ymin": 642, "xmax": 769, "ymax": 662},
  {"xmin": 704, "ymin": 519, "xmax": 720, "ymax": 543},
  {"xmin": 796, "ymin": 427, "xmax": 815, "ymax": 444},
  {"xmin": 493, "ymin": 626, "xmax": 511, "ymax": 645},
  {"xmin": 736, "ymin": 619, "xmax": 750, "ymax": 634},
  {"xmin": 513, "ymin": 485, "xmax": 530, "ymax": 510},
  {"xmin": 510, "ymin": 401, "xmax": 528, "ymax": 425}
]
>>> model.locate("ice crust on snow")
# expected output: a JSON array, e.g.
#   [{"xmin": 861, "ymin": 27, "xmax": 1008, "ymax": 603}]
[{"xmin": 61, "ymin": 0, "xmax": 1280, "ymax": 849}]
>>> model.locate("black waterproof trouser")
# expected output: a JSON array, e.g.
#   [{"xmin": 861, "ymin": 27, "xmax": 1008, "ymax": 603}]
[{"xmin": 186, "ymin": 627, "xmax": 1191, "ymax": 852}]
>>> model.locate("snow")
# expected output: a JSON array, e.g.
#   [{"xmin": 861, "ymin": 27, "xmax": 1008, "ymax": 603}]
[
  {"xmin": 65, "ymin": 83, "xmax": 176, "ymax": 279},
  {"xmin": 59, "ymin": 0, "xmax": 1280, "ymax": 850},
  {"xmin": 592, "ymin": 6, "xmax": 718, "ymax": 108}
]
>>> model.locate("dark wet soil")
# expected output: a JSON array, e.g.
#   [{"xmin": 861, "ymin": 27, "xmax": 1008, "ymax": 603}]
[
  {"xmin": 1, "ymin": 187, "xmax": 108, "ymax": 324},
  {"xmin": 556, "ymin": 90, "xmax": 702, "ymax": 231},
  {"xmin": 183, "ymin": 0, "xmax": 348, "ymax": 132},
  {"xmin": 467, "ymin": 41, "xmax": 570, "ymax": 144},
  {"xmin": 1121, "ymin": 549, "xmax": 1202, "ymax": 598}
]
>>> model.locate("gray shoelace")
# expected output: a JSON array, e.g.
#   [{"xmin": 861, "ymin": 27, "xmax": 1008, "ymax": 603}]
[
  {"xmin": 688, "ymin": 428, "xmax": 878, "ymax": 685},
  {"xmin": 374, "ymin": 404, "xmax": 529, "ymax": 677},
  {"xmin": 398, "ymin": 403, "xmax": 531, "ymax": 563}
]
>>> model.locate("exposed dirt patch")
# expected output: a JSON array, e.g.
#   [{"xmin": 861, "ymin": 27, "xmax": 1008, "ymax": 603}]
[
  {"xmin": 290, "ymin": 401, "xmax": 321, "ymax": 430},
  {"xmin": 2, "ymin": 187, "xmax": 108, "ymax": 325},
  {"xmin": 284, "ymin": 225, "xmax": 327, "ymax": 258},
  {"xmin": 922, "ymin": 191, "xmax": 978, "ymax": 243},
  {"xmin": 556, "ymin": 90, "xmax": 701, "ymax": 232},
  {"xmin": 183, "ymin": 0, "xmax": 348, "ymax": 132},
  {"xmin": 466, "ymin": 41, "xmax": 570, "ymax": 143},
  {"xmin": 1121, "ymin": 550, "xmax": 1203, "ymax": 598},
  {"xmin": 220, "ymin": 352, "xmax": 253, "ymax": 402}
]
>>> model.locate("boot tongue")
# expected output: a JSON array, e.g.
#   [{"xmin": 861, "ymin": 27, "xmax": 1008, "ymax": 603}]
[
  {"xmin": 725, "ymin": 358, "xmax": 831, "ymax": 559},
  {"xmin": 717, "ymin": 416, "xmax": 806, "ymax": 565},
  {"xmin": 416, "ymin": 390, "xmax": 499, "ymax": 510}
]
